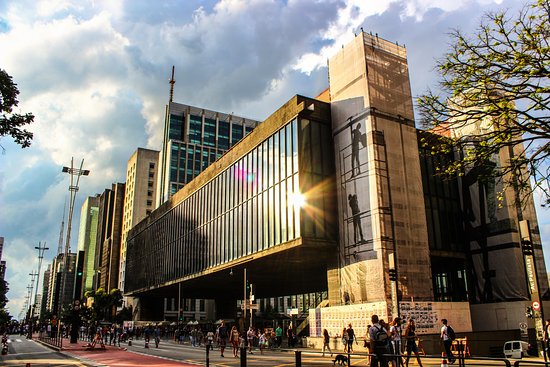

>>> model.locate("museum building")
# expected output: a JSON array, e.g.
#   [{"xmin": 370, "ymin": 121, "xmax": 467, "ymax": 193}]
[{"xmin": 125, "ymin": 32, "xmax": 548, "ymax": 351}]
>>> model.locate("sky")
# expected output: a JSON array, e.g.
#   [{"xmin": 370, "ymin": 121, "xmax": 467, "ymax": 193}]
[{"xmin": 1, "ymin": 0, "xmax": 548, "ymax": 318}]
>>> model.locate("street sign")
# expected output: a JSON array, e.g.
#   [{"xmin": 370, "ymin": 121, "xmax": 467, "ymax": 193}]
[
  {"xmin": 287, "ymin": 308, "xmax": 299, "ymax": 315},
  {"xmin": 532, "ymin": 301, "xmax": 541, "ymax": 311},
  {"xmin": 241, "ymin": 303, "xmax": 259, "ymax": 310}
]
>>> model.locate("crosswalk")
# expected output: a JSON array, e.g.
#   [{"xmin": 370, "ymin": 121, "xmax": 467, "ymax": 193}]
[{"xmin": 7, "ymin": 338, "xmax": 25, "ymax": 343}]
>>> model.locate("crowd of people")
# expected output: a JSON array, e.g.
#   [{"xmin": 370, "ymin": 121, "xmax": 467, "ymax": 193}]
[{"xmin": 323, "ymin": 315, "xmax": 456, "ymax": 367}]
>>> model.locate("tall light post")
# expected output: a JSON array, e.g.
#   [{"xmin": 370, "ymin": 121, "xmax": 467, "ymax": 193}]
[
  {"xmin": 28, "ymin": 241, "xmax": 49, "ymax": 338},
  {"xmin": 59, "ymin": 158, "xmax": 89, "ymax": 317}
]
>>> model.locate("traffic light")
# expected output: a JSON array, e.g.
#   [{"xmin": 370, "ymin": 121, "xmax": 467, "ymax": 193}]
[
  {"xmin": 246, "ymin": 280, "xmax": 251, "ymax": 293},
  {"xmin": 388, "ymin": 269, "xmax": 397, "ymax": 281},
  {"xmin": 178, "ymin": 309, "xmax": 183, "ymax": 321},
  {"xmin": 526, "ymin": 306, "xmax": 534, "ymax": 319},
  {"xmin": 521, "ymin": 240, "xmax": 533, "ymax": 255}
]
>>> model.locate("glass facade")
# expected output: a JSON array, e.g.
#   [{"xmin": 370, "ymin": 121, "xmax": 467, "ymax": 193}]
[
  {"xmin": 418, "ymin": 131, "xmax": 469, "ymax": 302},
  {"xmin": 126, "ymin": 103, "xmax": 336, "ymax": 294}
]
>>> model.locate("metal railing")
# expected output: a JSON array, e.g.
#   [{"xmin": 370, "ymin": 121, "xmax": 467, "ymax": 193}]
[{"xmin": 38, "ymin": 331, "xmax": 63, "ymax": 349}]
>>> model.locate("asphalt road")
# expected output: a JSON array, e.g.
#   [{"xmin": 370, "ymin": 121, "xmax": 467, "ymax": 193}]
[{"xmin": 1, "ymin": 335, "xmax": 91, "ymax": 367}]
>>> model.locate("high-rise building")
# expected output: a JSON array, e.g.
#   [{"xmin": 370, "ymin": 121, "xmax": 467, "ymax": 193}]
[
  {"xmin": 95, "ymin": 183, "xmax": 125, "ymax": 292},
  {"xmin": 76, "ymin": 195, "xmax": 100, "ymax": 297},
  {"xmin": 157, "ymin": 101, "xmax": 259, "ymax": 205},
  {"xmin": 45, "ymin": 253, "xmax": 77, "ymax": 314},
  {"xmin": 119, "ymin": 148, "xmax": 159, "ymax": 292}
]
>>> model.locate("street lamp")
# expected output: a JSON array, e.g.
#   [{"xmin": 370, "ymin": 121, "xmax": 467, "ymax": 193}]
[
  {"xmin": 28, "ymin": 241, "xmax": 49, "ymax": 339},
  {"xmin": 59, "ymin": 158, "xmax": 89, "ymax": 340}
]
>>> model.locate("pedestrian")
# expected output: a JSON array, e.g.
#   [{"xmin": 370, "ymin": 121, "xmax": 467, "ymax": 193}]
[
  {"xmin": 347, "ymin": 323, "xmax": 358, "ymax": 353},
  {"xmin": 275, "ymin": 324, "xmax": 283, "ymax": 348},
  {"xmin": 287, "ymin": 324, "xmax": 295, "ymax": 348},
  {"xmin": 341, "ymin": 327, "xmax": 349, "ymax": 353},
  {"xmin": 216, "ymin": 320, "xmax": 228, "ymax": 357},
  {"xmin": 390, "ymin": 317, "xmax": 404, "ymax": 367},
  {"xmin": 229, "ymin": 325, "xmax": 240, "ymax": 357},
  {"xmin": 544, "ymin": 319, "xmax": 550, "ymax": 361},
  {"xmin": 207, "ymin": 329, "xmax": 214, "ymax": 351},
  {"xmin": 322, "ymin": 328, "xmax": 333, "ymax": 357},
  {"xmin": 258, "ymin": 330, "xmax": 267, "ymax": 355},
  {"xmin": 404, "ymin": 319, "xmax": 422, "ymax": 367},
  {"xmin": 440, "ymin": 319, "xmax": 455, "ymax": 364},
  {"xmin": 247, "ymin": 326, "xmax": 255, "ymax": 354},
  {"xmin": 369, "ymin": 315, "xmax": 390, "ymax": 367}
]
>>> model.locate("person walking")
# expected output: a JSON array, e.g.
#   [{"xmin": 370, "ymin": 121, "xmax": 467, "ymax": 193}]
[
  {"xmin": 322, "ymin": 328, "xmax": 333, "ymax": 357},
  {"xmin": 229, "ymin": 325, "xmax": 240, "ymax": 357},
  {"xmin": 275, "ymin": 324, "xmax": 283, "ymax": 348},
  {"xmin": 404, "ymin": 319, "xmax": 423, "ymax": 367},
  {"xmin": 347, "ymin": 323, "xmax": 358, "ymax": 353},
  {"xmin": 216, "ymin": 320, "xmax": 228, "ymax": 357},
  {"xmin": 341, "ymin": 327, "xmax": 349, "ymax": 353},
  {"xmin": 544, "ymin": 319, "xmax": 550, "ymax": 361},
  {"xmin": 369, "ymin": 315, "xmax": 390, "ymax": 367},
  {"xmin": 247, "ymin": 326, "xmax": 255, "ymax": 354},
  {"xmin": 390, "ymin": 317, "xmax": 404, "ymax": 367},
  {"xmin": 441, "ymin": 319, "xmax": 455, "ymax": 364}
]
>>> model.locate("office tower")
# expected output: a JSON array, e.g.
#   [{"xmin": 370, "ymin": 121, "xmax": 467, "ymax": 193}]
[
  {"xmin": 95, "ymin": 183, "xmax": 125, "ymax": 292},
  {"xmin": 120, "ymin": 148, "xmax": 159, "ymax": 292},
  {"xmin": 157, "ymin": 101, "xmax": 259, "ymax": 205},
  {"xmin": 76, "ymin": 195, "xmax": 100, "ymax": 296}
]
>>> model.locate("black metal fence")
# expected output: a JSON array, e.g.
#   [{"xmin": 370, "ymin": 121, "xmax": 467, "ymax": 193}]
[{"xmin": 38, "ymin": 331, "xmax": 63, "ymax": 349}]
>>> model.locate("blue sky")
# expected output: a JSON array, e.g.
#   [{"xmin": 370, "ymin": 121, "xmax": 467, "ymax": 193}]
[{"xmin": 1, "ymin": 0, "xmax": 547, "ymax": 317}]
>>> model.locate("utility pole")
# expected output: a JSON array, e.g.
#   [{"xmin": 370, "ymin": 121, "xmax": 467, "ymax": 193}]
[
  {"xmin": 28, "ymin": 241, "xmax": 49, "ymax": 338},
  {"xmin": 59, "ymin": 158, "xmax": 89, "ymax": 318}
]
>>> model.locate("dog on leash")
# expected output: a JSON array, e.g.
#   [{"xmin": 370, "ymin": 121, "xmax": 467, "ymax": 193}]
[{"xmin": 332, "ymin": 354, "xmax": 348, "ymax": 365}]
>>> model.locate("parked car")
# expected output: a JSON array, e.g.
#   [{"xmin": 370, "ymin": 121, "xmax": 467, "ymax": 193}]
[{"xmin": 504, "ymin": 340, "xmax": 529, "ymax": 359}]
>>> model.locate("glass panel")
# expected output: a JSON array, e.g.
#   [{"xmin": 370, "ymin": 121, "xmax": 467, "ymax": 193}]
[
  {"xmin": 279, "ymin": 128, "xmax": 286, "ymax": 181},
  {"xmin": 274, "ymin": 183, "xmax": 280, "ymax": 245},
  {"xmin": 218, "ymin": 120, "xmax": 230, "ymax": 150},
  {"xmin": 286, "ymin": 124, "xmax": 292, "ymax": 178},
  {"xmin": 268, "ymin": 137, "xmax": 274, "ymax": 187},
  {"xmin": 280, "ymin": 177, "xmax": 287, "ymax": 242},
  {"xmin": 263, "ymin": 191, "xmax": 270, "ymax": 249},
  {"xmin": 274, "ymin": 132, "xmax": 279, "ymax": 184},
  {"xmin": 287, "ymin": 178, "xmax": 294, "ymax": 240},
  {"xmin": 292, "ymin": 119, "xmax": 298, "ymax": 174},
  {"xmin": 294, "ymin": 173, "xmax": 300, "ymax": 237}
]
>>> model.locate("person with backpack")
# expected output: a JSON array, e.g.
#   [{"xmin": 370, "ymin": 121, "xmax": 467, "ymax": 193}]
[
  {"xmin": 369, "ymin": 314, "xmax": 390, "ymax": 367},
  {"xmin": 441, "ymin": 319, "xmax": 456, "ymax": 364}
]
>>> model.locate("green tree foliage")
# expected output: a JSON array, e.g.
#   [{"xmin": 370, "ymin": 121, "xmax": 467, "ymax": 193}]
[
  {"xmin": 417, "ymin": 0, "xmax": 550, "ymax": 205},
  {"xmin": 0, "ymin": 68, "xmax": 34, "ymax": 151},
  {"xmin": 0, "ymin": 279, "xmax": 9, "ymax": 309},
  {"xmin": 84, "ymin": 288, "xmax": 123, "ymax": 324},
  {"xmin": 0, "ymin": 279, "xmax": 10, "ymax": 329}
]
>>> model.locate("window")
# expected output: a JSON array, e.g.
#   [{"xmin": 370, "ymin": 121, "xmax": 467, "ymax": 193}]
[{"xmin": 147, "ymin": 200, "xmax": 152, "ymax": 206}]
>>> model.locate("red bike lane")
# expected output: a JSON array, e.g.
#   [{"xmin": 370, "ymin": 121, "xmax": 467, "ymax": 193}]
[{"xmin": 39, "ymin": 337, "xmax": 200, "ymax": 367}]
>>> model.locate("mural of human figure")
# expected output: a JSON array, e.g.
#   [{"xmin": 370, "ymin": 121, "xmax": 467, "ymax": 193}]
[
  {"xmin": 351, "ymin": 123, "xmax": 363, "ymax": 178},
  {"xmin": 348, "ymin": 193, "xmax": 365, "ymax": 244}
]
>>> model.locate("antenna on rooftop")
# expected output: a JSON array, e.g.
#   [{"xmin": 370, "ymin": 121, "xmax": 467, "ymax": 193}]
[
  {"xmin": 57, "ymin": 199, "xmax": 66, "ymax": 256},
  {"xmin": 169, "ymin": 65, "xmax": 176, "ymax": 102}
]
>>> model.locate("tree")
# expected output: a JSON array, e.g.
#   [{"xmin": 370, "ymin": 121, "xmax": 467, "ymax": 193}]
[
  {"xmin": 84, "ymin": 288, "xmax": 123, "ymax": 323},
  {"xmin": 0, "ymin": 279, "xmax": 9, "ymax": 309},
  {"xmin": 417, "ymin": 0, "xmax": 550, "ymax": 205},
  {"xmin": 0, "ymin": 68, "xmax": 34, "ymax": 151}
]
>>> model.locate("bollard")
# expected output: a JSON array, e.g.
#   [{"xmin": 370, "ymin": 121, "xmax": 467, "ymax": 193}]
[
  {"xmin": 240, "ymin": 346, "xmax": 247, "ymax": 367},
  {"xmin": 295, "ymin": 350, "xmax": 302, "ymax": 367},
  {"xmin": 205, "ymin": 343, "xmax": 210, "ymax": 367}
]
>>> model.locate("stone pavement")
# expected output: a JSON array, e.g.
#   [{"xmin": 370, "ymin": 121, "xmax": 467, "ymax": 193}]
[{"xmin": 36, "ymin": 336, "xmax": 199, "ymax": 367}]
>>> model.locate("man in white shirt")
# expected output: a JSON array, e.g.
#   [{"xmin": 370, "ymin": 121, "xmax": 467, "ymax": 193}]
[{"xmin": 440, "ymin": 319, "xmax": 455, "ymax": 364}]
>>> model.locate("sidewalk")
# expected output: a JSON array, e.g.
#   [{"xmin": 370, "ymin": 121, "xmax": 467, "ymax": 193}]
[{"xmin": 36, "ymin": 336, "xmax": 200, "ymax": 367}]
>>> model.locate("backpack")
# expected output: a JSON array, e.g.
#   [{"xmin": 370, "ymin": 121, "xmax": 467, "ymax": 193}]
[
  {"xmin": 446, "ymin": 325, "xmax": 456, "ymax": 341},
  {"xmin": 373, "ymin": 325, "xmax": 389, "ymax": 346}
]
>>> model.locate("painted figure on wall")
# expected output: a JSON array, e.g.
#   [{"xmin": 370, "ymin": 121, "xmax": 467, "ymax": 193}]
[
  {"xmin": 351, "ymin": 123, "xmax": 366, "ymax": 178},
  {"xmin": 348, "ymin": 193, "xmax": 366, "ymax": 244}
]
